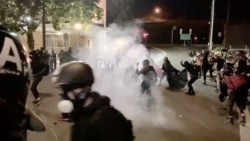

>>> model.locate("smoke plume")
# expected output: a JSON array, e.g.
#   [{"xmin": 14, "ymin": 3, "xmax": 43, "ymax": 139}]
[{"xmin": 74, "ymin": 23, "xmax": 180, "ymax": 130}]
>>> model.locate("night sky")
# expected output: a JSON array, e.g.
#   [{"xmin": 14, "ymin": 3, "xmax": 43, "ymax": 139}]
[{"xmin": 133, "ymin": 0, "xmax": 250, "ymax": 22}]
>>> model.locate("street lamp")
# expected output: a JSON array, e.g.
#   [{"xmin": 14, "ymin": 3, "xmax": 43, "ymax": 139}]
[
  {"xmin": 154, "ymin": 7, "xmax": 161, "ymax": 20},
  {"xmin": 104, "ymin": 0, "xmax": 107, "ymax": 28},
  {"xmin": 74, "ymin": 23, "xmax": 82, "ymax": 48},
  {"xmin": 154, "ymin": 7, "xmax": 161, "ymax": 14},
  {"xmin": 42, "ymin": 0, "xmax": 46, "ymax": 49},
  {"xmin": 227, "ymin": 0, "xmax": 230, "ymax": 23},
  {"xmin": 208, "ymin": 0, "xmax": 215, "ymax": 51}
]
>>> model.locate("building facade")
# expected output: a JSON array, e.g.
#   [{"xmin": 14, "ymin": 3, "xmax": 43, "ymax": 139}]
[
  {"xmin": 19, "ymin": 0, "xmax": 106, "ymax": 53},
  {"xmin": 19, "ymin": 23, "xmax": 103, "ymax": 53},
  {"xmin": 224, "ymin": 24, "xmax": 250, "ymax": 49}
]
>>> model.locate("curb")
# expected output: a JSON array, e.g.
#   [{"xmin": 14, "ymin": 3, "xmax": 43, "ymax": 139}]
[{"xmin": 240, "ymin": 108, "xmax": 250, "ymax": 141}]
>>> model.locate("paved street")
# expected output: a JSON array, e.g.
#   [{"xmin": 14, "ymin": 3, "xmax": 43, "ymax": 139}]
[{"xmin": 26, "ymin": 47, "xmax": 249, "ymax": 141}]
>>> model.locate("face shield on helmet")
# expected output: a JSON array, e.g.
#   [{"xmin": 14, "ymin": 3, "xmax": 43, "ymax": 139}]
[{"xmin": 0, "ymin": 28, "xmax": 29, "ymax": 107}]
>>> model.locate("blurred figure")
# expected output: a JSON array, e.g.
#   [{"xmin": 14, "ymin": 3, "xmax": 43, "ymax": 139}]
[
  {"xmin": 30, "ymin": 49, "xmax": 49, "ymax": 105},
  {"xmin": 58, "ymin": 50, "xmax": 64, "ymax": 65},
  {"xmin": 224, "ymin": 55, "xmax": 235, "ymax": 74},
  {"xmin": 0, "ymin": 26, "xmax": 45, "ymax": 141},
  {"xmin": 181, "ymin": 61, "xmax": 198, "ymax": 95},
  {"xmin": 201, "ymin": 51, "xmax": 210, "ymax": 84},
  {"xmin": 49, "ymin": 49, "xmax": 57, "ymax": 73},
  {"xmin": 40, "ymin": 47, "xmax": 50, "ymax": 64},
  {"xmin": 208, "ymin": 54, "xmax": 216, "ymax": 80},
  {"xmin": 224, "ymin": 72, "xmax": 248, "ymax": 125},
  {"xmin": 219, "ymin": 69, "xmax": 232, "ymax": 103},
  {"xmin": 60, "ymin": 47, "xmax": 77, "ymax": 64},
  {"xmin": 136, "ymin": 59, "xmax": 158, "ymax": 110},
  {"xmin": 236, "ymin": 51, "xmax": 247, "ymax": 74},
  {"xmin": 136, "ymin": 59, "xmax": 157, "ymax": 95},
  {"xmin": 52, "ymin": 61, "xmax": 134, "ymax": 141},
  {"xmin": 214, "ymin": 54, "xmax": 225, "ymax": 92},
  {"xmin": 194, "ymin": 54, "xmax": 202, "ymax": 79},
  {"xmin": 161, "ymin": 57, "xmax": 180, "ymax": 88}
]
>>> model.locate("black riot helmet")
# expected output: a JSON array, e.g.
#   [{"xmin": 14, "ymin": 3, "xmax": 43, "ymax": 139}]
[
  {"xmin": 52, "ymin": 61, "xmax": 94, "ymax": 92},
  {"xmin": 0, "ymin": 27, "xmax": 29, "ymax": 106}
]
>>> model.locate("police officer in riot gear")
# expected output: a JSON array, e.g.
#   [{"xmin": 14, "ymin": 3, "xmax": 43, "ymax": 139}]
[
  {"xmin": 53, "ymin": 61, "xmax": 134, "ymax": 141},
  {"xmin": 0, "ymin": 26, "xmax": 45, "ymax": 141}
]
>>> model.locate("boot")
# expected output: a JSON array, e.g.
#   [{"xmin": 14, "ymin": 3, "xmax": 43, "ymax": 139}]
[
  {"xmin": 239, "ymin": 115, "xmax": 246, "ymax": 126},
  {"xmin": 226, "ymin": 116, "xmax": 234, "ymax": 125},
  {"xmin": 189, "ymin": 90, "xmax": 196, "ymax": 95}
]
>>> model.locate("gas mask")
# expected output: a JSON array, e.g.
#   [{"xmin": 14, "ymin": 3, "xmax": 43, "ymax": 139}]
[
  {"xmin": 57, "ymin": 91, "xmax": 88, "ymax": 114},
  {"xmin": 57, "ymin": 100, "xmax": 74, "ymax": 113}
]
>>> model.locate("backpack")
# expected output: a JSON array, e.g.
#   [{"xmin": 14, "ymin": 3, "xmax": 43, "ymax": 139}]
[
  {"xmin": 88, "ymin": 106, "xmax": 134, "ymax": 141},
  {"xmin": 224, "ymin": 75, "xmax": 247, "ymax": 90}
]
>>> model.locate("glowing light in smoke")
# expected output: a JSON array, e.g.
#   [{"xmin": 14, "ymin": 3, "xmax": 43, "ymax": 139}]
[
  {"xmin": 74, "ymin": 23, "xmax": 82, "ymax": 30},
  {"xmin": 115, "ymin": 38, "xmax": 126, "ymax": 47},
  {"xmin": 143, "ymin": 33, "xmax": 149, "ymax": 38},
  {"xmin": 154, "ymin": 7, "xmax": 161, "ymax": 14}
]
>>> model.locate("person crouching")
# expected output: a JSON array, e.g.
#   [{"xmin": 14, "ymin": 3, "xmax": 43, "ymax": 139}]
[{"xmin": 181, "ymin": 61, "xmax": 198, "ymax": 95}]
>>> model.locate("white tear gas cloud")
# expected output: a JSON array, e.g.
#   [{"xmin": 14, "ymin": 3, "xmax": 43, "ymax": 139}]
[{"xmin": 74, "ymin": 23, "xmax": 182, "ymax": 130}]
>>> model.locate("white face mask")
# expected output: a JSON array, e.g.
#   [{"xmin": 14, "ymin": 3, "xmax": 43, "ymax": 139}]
[{"xmin": 57, "ymin": 100, "xmax": 74, "ymax": 113}]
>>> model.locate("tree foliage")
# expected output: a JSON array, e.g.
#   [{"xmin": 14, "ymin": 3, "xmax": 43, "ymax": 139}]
[
  {"xmin": 0, "ymin": 0, "xmax": 43, "ymax": 33},
  {"xmin": 47, "ymin": 0, "xmax": 102, "ymax": 30},
  {"xmin": 0, "ymin": 0, "xmax": 102, "ymax": 49}
]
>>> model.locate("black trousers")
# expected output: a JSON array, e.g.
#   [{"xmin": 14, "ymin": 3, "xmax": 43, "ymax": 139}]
[
  {"xmin": 188, "ymin": 76, "xmax": 198, "ymax": 93},
  {"xmin": 208, "ymin": 64, "xmax": 214, "ymax": 79},
  {"xmin": 202, "ymin": 67, "xmax": 209, "ymax": 82},
  {"xmin": 228, "ymin": 91, "xmax": 247, "ymax": 116},
  {"xmin": 141, "ymin": 81, "xmax": 151, "ymax": 95},
  {"xmin": 30, "ymin": 76, "xmax": 43, "ymax": 99}
]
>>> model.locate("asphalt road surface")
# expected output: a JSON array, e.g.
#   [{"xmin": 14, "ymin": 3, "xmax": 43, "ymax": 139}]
[{"xmin": 26, "ymin": 47, "xmax": 249, "ymax": 141}]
